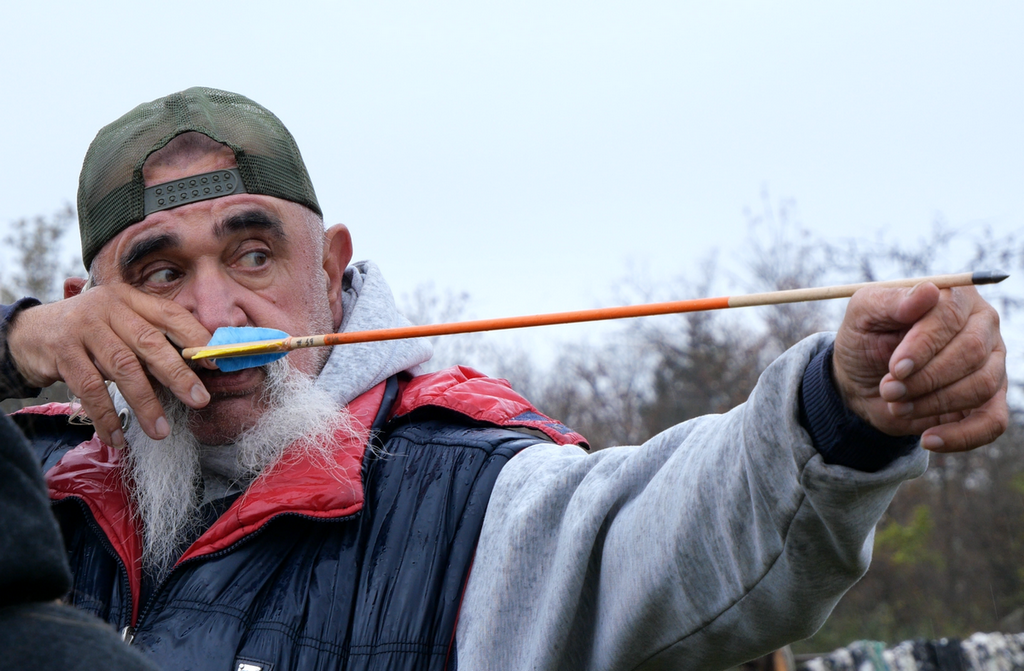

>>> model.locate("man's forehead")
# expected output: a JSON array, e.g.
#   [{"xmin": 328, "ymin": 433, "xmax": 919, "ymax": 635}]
[{"xmin": 143, "ymin": 143, "xmax": 237, "ymax": 187}]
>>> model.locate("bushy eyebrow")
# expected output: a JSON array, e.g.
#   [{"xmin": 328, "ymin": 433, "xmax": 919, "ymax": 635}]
[
  {"xmin": 119, "ymin": 234, "xmax": 180, "ymax": 279},
  {"xmin": 215, "ymin": 210, "xmax": 287, "ymax": 241},
  {"xmin": 117, "ymin": 209, "xmax": 287, "ymax": 280}
]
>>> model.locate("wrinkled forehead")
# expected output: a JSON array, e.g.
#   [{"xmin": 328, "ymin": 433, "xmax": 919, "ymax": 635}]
[
  {"xmin": 143, "ymin": 134, "xmax": 237, "ymax": 184},
  {"xmin": 140, "ymin": 135, "xmax": 246, "ymax": 217}
]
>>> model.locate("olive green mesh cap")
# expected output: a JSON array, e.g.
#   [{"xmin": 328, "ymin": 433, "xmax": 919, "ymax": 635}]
[{"xmin": 77, "ymin": 87, "xmax": 321, "ymax": 268}]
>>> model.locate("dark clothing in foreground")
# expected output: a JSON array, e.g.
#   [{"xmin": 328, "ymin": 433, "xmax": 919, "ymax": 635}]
[{"xmin": 0, "ymin": 411, "xmax": 157, "ymax": 671}]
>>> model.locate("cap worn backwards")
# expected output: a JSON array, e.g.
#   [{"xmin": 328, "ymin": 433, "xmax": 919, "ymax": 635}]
[{"xmin": 77, "ymin": 87, "xmax": 322, "ymax": 269}]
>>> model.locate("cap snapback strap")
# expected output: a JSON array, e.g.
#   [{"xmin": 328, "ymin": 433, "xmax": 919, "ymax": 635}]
[{"xmin": 143, "ymin": 168, "xmax": 247, "ymax": 216}]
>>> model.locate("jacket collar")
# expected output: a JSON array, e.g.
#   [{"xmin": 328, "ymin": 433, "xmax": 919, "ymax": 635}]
[{"xmin": 392, "ymin": 366, "xmax": 588, "ymax": 447}]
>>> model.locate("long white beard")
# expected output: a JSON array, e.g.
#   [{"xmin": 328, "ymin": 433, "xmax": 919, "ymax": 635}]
[{"xmin": 122, "ymin": 359, "xmax": 354, "ymax": 579}]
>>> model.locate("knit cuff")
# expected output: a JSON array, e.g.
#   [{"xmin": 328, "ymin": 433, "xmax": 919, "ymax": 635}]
[
  {"xmin": 0, "ymin": 299, "xmax": 44, "ymax": 400},
  {"xmin": 800, "ymin": 342, "xmax": 919, "ymax": 473}
]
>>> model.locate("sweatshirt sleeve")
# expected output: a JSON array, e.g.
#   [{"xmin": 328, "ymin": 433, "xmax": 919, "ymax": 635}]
[{"xmin": 455, "ymin": 333, "xmax": 929, "ymax": 671}]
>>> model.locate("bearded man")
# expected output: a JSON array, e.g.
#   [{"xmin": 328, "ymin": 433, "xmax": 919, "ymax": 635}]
[{"xmin": 0, "ymin": 88, "xmax": 1008, "ymax": 671}]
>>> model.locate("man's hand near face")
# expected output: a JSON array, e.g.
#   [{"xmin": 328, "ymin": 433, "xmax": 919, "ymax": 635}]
[
  {"xmin": 7, "ymin": 283, "xmax": 211, "ymax": 448},
  {"xmin": 833, "ymin": 282, "xmax": 1008, "ymax": 453}
]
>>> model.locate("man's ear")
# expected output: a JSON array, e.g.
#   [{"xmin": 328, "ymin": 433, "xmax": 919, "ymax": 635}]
[
  {"xmin": 64, "ymin": 277, "xmax": 86, "ymax": 299},
  {"xmin": 323, "ymin": 224, "xmax": 354, "ymax": 330}
]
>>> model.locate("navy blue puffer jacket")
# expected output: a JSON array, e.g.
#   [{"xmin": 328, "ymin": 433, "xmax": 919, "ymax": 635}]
[{"xmin": 15, "ymin": 368, "xmax": 585, "ymax": 671}]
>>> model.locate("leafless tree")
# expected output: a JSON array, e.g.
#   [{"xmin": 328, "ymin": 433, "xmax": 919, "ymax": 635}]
[{"xmin": 1, "ymin": 204, "xmax": 82, "ymax": 304}]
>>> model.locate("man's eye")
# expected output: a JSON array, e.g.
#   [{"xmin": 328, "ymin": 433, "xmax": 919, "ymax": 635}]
[
  {"xmin": 145, "ymin": 268, "xmax": 181, "ymax": 284},
  {"xmin": 239, "ymin": 250, "xmax": 269, "ymax": 267}
]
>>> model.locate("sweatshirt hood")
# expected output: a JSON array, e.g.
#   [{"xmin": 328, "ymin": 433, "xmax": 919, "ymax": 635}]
[{"xmin": 316, "ymin": 260, "xmax": 433, "ymax": 406}]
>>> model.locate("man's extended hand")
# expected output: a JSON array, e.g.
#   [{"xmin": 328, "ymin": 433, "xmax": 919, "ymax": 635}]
[
  {"xmin": 833, "ymin": 282, "xmax": 1008, "ymax": 452},
  {"xmin": 7, "ymin": 285, "xmax": 212, "ymax": 448}
]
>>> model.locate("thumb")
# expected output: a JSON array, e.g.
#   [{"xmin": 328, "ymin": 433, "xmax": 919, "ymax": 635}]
[
  {"xmin": 833, "ymin": 281, "xmax": 944, "ymax": 413},
  {"xmin": 853, "ymin": 282, "xmax": 941, "ymax": 334}
]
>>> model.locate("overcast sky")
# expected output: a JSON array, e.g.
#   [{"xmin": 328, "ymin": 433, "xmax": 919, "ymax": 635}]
[{"xmin": 2, "ymin": 2, "xmax": 1021, "ymax": 363}]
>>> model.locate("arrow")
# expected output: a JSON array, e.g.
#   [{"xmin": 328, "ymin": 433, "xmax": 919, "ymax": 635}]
[{"xmin": 182, "ymin": 270, "xmax": 1009, "ymax": 365}]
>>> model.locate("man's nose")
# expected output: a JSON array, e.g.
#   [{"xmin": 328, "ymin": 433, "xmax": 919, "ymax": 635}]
[{"xmin": 176, "ymin": 266, "xmax": 249, "ymax": 333}]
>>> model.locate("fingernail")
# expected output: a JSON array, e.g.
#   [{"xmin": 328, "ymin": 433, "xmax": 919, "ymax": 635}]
[
  {"xmin": 922, "ymin": 435, "xmax": 944, "ymax": 450},
  {"xmin": 894, "ymin": 359, "xmax": 915, "ymax": 379},
  {"xmin": 110, "ymin": 429, "xmax": 125, "ymax": 449},
  {"xmin": 888, "ymin": 401, "xmax": 914, "ymax": 417},
  {"xmin": 155, "ymin": 416, "xmax": 170, "ymax": 439},
  {"xmin": 191, "ymin": 383, "xmax": 210, "ymax": 405},
  {"xmin": 880, "ymin": 380, "xmax": 907, "ymax": 400}
]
